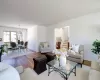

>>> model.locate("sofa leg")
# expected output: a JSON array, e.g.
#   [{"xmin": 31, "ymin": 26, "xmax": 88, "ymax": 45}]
[
  {"xmin": 78, "ymin": 63, "xmax": 82, "ymax": 68},
  {"xmin": 80, "ymin": 64, "xmax": 82, "ymax": 68}
]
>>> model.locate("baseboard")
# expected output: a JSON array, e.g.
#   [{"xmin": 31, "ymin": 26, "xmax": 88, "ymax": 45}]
[{"xmin": 28, "ymin": 49, "xmax": 36, "ymax": 52}]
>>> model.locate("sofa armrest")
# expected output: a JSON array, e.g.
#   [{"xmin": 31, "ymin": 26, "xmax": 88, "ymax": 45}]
[
  {"xmin": 15, "ymin": 66, "xmax": 24, "ymax": 74},
  {"xmin": 76, "ymin": 68, "xmax": 89, "ymax": 80},
  {"xmin": 91, "ymin": 61, "xmax": 100, "ymax": 71},
  {"xmin": 79, "ymin": 51, "xmax": 84, "ymax": 55},
  {"xmin": 79, "ymin": 51, "xmax": 84, "ymax": 63},
  {"xmin": 89, "ymin": 70, "xmax": 100, "ymax": 80}
]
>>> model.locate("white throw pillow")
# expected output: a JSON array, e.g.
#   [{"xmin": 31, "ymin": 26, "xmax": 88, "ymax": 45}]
[
  {"xmin": 0, "ymin": 63, "xmax": 9, "ymax": 72},
  {"xmin": 44, "ymin": 42, "xmax": 48, "ymax": 48},
  {"xmin": 89, "ymin": 70, "xmax": 100, "ymax": 80},
  {"xmin": 70, "ymin": 50, "xmax": 76, "ymax": 55},
  {"xmin": 72, "ymin": 44, "xmax": 79, "ymax": 53}
]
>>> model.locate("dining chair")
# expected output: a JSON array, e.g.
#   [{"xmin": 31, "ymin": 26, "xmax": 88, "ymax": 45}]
[{"xmin": 10, "ymin": 42, "xmax": 18, "ymax": 51}]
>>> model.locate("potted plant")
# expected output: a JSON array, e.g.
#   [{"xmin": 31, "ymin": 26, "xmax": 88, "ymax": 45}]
[
  {"xmin": 0, "ymin": 45, "xmax": 7, "ymax": 62},
  {"xmin": 91, "ymin": 40, "xmax": 100, "ymax": 56}
]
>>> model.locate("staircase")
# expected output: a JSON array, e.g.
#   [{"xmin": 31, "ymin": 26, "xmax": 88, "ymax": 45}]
[{"xmin": 61, "ymin": 40, "xmax": 69, "ymax": 50}]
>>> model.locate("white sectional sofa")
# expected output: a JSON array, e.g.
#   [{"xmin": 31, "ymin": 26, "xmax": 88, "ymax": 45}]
[
  {"xmin": 67, "ymin": 45, "xmax": 84, "ymax": 67},
  {"xmin": 16, "ymin": 66, "xmax": 38, "ymax": 80},
  {"xmin": 16, "ymin": 61, "xmax": 100, "ymax": 80},
  {"xmin": 75, "ymin": 61, "xmax": 100, "ymax": 80}
]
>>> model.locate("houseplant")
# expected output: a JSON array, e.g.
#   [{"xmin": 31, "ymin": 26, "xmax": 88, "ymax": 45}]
[
  {"xmin": 91, "ymin": 40, "xmax": 100, "ymax": 55},
  {"xmin": 0, "ymin": 45, "xmax": 6, "ymax": 62}
]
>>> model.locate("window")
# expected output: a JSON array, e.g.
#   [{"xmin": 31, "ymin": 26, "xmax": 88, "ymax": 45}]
[
  {"xmin": 11, "ymin": 32, "xmax": 17, "ymax": 42},
  {"xmin": 3, "ymin": 31, "xmax": 17, "ymax": 42},
  {"xmin": 3, "ymin": 32, "xmax": 10, "ymax": 42}
]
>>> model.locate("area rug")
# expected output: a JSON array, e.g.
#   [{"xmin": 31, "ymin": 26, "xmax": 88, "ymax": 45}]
[{"xmin": 32, "ymin": 65, "xmax": 90, "ymax": 80}]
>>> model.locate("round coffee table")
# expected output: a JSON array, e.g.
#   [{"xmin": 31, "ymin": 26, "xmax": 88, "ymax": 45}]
[{"xmin": 0, "ymin": 63, "xmax": 20, "ymax": 80}]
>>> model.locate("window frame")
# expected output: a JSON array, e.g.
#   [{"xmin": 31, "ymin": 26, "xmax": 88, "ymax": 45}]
[{"xmin": 3, "ymin": 31, "xmax": 17, "ymax": 43}]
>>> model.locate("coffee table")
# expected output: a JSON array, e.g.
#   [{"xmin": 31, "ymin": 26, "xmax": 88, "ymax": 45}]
[{"xmin": 47, "ymin": 59, "xmax": 78, "ymax": 80}]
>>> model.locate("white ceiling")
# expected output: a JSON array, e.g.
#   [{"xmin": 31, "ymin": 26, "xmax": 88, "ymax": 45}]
[{"xmin": 0, "ymin": 0, "xmax": 100, "ymax": 28}]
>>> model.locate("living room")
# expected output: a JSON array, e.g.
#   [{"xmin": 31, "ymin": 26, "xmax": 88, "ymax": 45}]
[{"xmin": 0, "ymin": 0, "xmax": 100, "ymax": 80}]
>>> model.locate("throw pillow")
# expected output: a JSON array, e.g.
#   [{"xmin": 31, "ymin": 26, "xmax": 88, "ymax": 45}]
[
  {"xmin": 0, "ymin": 63, "xmax": 9, "ymax": 72},
  {"xmin": 40, "ymin": 43, "xmax": 44, "ymax": 48},
  {"xmin": 72, "ymin": 44, "xmax": 80, "ymax": 53},
  {"xmin": 44, "ymin": 42, "xmax": 48, "ymax": 48},
  {"xmin": 70, "ymin": 50, "xmax": 76, "ymax": 55}
]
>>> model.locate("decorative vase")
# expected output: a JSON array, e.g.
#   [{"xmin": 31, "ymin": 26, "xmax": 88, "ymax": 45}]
[{"xmin": 59, "ymin": 55, "xmax": 66, "ymax": 67}]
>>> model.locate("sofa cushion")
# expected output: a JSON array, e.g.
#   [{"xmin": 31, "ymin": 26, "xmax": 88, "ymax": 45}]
[
  {"xmin": 89, "ymin": 70, "xmax": 100, "ymax": 80},
  {"xmin": 67, "ymin": 57, "xmax": 82, "ymax": 63},
  {"xmin": 68, "ymin": 51, "xmax": 81, "ymax": 59}
]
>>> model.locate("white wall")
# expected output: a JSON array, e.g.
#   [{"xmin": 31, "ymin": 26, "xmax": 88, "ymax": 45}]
[
  {"xmin": 47, "ymin": 12, "xmax": 100, "ymax": 61},
  {"xmin": 27, "ymin": 26, "xmax": 38, "ymax": 51},
  {"xmin": 63, "ymin": 27, "xmax": 69, "ymax": 40},
  {"xmin": 37, "ymin": 26, "xmax": 47, "ymax": 42},
  {"xmin": 37, "ymin": 26, "xmax": 47, "ymax": 51},
  {"xmin": 0, "ymin": 26, "xmax": 27, "ymax": 41},
  {"xmin": 27, "ymin": 26, "xmax": 47, "ymax": 52}
]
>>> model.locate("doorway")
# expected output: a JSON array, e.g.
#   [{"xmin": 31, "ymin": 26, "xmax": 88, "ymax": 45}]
[{"xmin": 54, "ymin": 26, "xmax": 70, "ymax": 50}]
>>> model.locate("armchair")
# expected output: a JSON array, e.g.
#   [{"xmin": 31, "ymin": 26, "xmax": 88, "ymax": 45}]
[
  {"xmin": 67, "ymin": 45, "xmax": 84, "ymax": 67},
  {"xmin": 39, "ymin": 42, "xmax": 51, "ymax": 53}
]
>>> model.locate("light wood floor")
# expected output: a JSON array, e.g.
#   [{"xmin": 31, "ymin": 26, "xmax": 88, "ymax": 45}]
[
  {"xmin": 2, "ymin": 52, "xmax": 41, "ymax": 69},
  {"xmin": 3, "ymin": 52, "xmax": 91, "ymax": 69},
  {"xmin": 83, "ymin": 60, "xmax": 91, "ymax": 67}
]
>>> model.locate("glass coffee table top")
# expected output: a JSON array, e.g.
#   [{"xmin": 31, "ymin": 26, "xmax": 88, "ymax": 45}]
[{"xmin": 47, "ymin": 59, "xmax": 78, "ymax": 75}]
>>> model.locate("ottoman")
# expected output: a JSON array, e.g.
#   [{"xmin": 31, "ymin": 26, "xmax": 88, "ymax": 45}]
[
  {"xmin": 45, "ymin": 52, "xmax": 56, "ymax": 62},
  {"xmin": 33, "ymin": 55, "xmax": 47, "ymax": 74}
]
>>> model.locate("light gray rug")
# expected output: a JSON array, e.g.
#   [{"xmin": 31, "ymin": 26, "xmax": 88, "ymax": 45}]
[
  {"xmin": 32, "ymin": 65, "xmax": 90, "ymax": 80},
  {"xmin": 2, "ymin": 50, "xmax": 33, "ymax": 60}
]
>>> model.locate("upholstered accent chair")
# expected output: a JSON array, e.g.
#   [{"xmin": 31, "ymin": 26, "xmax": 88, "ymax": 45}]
[
  {"xmin": 73, "ymin": 61, "xmax": 100, "ymax": 80},
  {"xmin": 67, "ymin": 45, "xmax": 84, "ymax": 67},
  {"xmin": 39, "ymin": 42, "xmax": 52, "ymax": 53}
]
